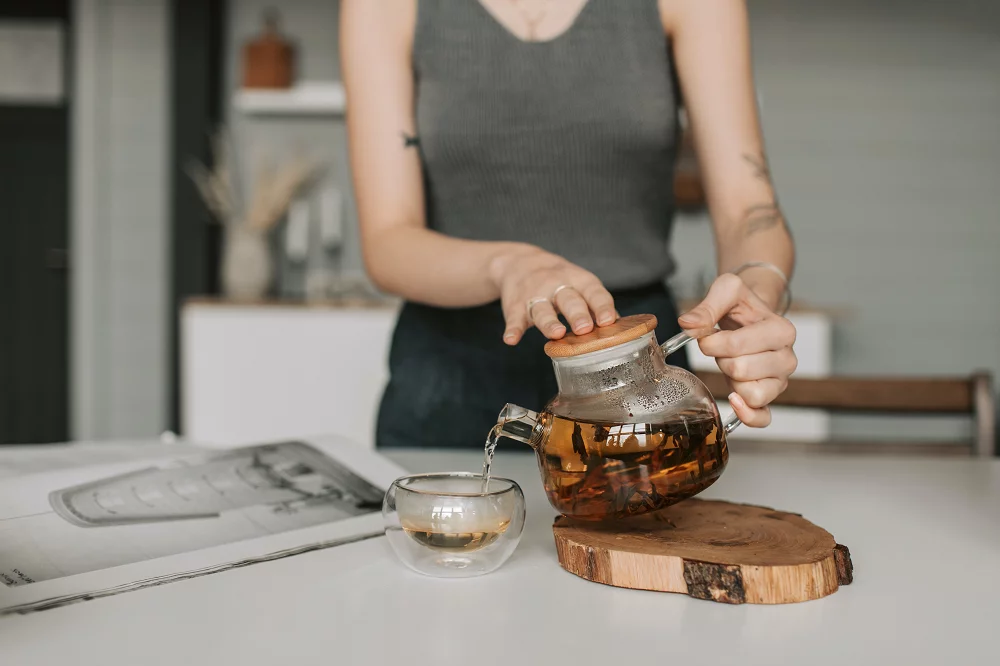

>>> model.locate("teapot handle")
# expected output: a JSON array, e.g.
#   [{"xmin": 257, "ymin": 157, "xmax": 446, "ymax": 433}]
[{"xmin": 661, "ymin": 331, "xmax": 742, "ymax": 434}]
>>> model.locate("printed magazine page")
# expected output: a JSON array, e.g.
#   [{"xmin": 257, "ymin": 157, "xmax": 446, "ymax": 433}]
[{"xmin": 0, "ymin": 436, "xmax": 406, "ymax": 615}]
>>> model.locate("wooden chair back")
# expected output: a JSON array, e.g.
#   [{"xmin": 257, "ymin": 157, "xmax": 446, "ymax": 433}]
[{"xmin": 696, "ymin": 371, "xmax": 996, "ymax": 457}]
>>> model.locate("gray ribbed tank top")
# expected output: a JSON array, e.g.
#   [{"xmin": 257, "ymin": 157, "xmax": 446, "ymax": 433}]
[{"xmin": 413, "ymin": 0, "xmax": 679, "ymax": 290}]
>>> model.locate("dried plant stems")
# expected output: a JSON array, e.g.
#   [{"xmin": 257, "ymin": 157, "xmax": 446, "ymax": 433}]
[
  {"xmin": 245, "ymin": 155, "xmax": 321, "ymax": 232},
  {"xmin": 186, "ymin": 127, "xmax": 322, "ymax": 233},
  {"xmin": 185, "ymin": 160, "xmax": 232, "ymax": 222}
]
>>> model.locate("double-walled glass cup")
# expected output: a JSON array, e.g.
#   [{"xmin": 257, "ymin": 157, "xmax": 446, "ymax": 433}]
[{"xmin": 383, "ymin": 473, "xmax": 525, "ymax": 577}]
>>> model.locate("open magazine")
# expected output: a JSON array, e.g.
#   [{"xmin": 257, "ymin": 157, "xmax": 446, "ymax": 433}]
[{"xmin": 0, "ymin": 436, "xmax": 407, "ymax": 615}]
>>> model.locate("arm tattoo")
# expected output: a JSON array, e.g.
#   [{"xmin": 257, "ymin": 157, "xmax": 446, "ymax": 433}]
[
  {"xmin": 740, "ymin": 152, "xmax": 786, "ymax": 236},
  {"xmin": 742, "ymin": 152, "xmax": 772, "ymax": 183},
  {"xmin": 742, "ymin": 202, "xmax": 785, "ymax": 237},
  {"xmin": 401, "ymin": 132, "xmax": 420, "ymax": 148}
]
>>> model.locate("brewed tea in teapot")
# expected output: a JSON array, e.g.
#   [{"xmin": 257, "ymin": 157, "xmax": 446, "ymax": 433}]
[{"xmin": 494, "ymin": 314, "xmax": 740, "ymax": 521}]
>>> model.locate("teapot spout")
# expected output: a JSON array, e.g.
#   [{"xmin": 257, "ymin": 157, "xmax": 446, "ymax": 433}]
[{"xmin": 497, "ymin": 404, "xmax": 540, "ymax": 448}]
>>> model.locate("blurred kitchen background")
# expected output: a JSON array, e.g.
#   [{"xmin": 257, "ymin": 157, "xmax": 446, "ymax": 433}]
[{"xmin": 1, "ymin": 0, "xmax": 997, "ymax": 453}]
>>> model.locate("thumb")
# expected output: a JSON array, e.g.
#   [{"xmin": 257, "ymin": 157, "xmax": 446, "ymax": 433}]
[
  {"xmin": 678, "ymin": 274, "xmax": 744, "ymax": 330},
  {"xmin": 678, "ymin": 305, "xmax": 713, "ymax": 328}
]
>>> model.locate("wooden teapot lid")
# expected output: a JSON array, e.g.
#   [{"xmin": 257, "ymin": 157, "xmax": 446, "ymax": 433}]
[{"xmin": 544, "ymin": 314, "xmax": 658, "ymax": 358}]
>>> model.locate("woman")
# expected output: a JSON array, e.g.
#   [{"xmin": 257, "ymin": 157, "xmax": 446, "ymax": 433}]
[{"xmin": 341, "ymin": 0, "xmax": 797, "ymax": 449}]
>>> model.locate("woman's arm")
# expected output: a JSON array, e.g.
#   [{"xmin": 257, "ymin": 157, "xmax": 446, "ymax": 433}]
[
  {"xmin": 661, "ymin": 0, "xmax": 798, "ymax": 427},
  {"xmin": 341, "ymin": 0, "xmax": 616, "ymax": 342},
  {"xmin": 341, "ymin": 0, "xmax": 512, "ymax": 307},
  {"xmin": 661, "ymin": 0, "xmax": 794, "ymax": 310}
]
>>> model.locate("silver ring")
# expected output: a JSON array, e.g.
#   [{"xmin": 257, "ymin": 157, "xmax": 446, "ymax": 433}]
[
  {"xmin": 550, "ymin": 284, "xmax": 574, "ymax": 301},
  {"xmin": 526, "ymin": 297, "xmax": 549, "ymax": 324}
]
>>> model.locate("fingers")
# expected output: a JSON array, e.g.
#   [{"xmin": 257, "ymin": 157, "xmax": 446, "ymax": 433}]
[
  {"xmin": 528, "ymin": 299, "xmax": 567, "ymax": 340},
  {"xmin": 496, "ymin": 251, "xmax": 616, "ymax": 344},
  {"xmin": 728, "ymin": 376, "xmax": 787, "ymax": 409},
  {"xmin": 502, "ymin": 302, "xmax": 529, "ymax": 346},
  {"xmin": 715, "ymin": 348, "xmax": 798, "ymax": 382},
  {"xmin": 576, "ymin": 279, "xmax": 616, "ymax": 327},
  {"xmin": 728, "ymin": 392, "xmax": 772, "ymax": 428},
  {"xmin": 553, "ymin": 287, "xmax": 595, "ymax": 335},
  {"xmin": 699, "ymin": 316, "xmax": 796, "ymax": 358},
  {"xmin": 551, "ymin": 278, "xmax": 616, "ymax": 333},
  {"xmin": 679, "ymin": 275, "xmax": 796, "ymax": 428}
]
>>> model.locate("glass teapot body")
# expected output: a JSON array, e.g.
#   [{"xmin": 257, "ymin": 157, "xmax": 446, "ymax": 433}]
[{"xmin": 499, "ymin": 320, "xmax": 737, "ymax": 522}]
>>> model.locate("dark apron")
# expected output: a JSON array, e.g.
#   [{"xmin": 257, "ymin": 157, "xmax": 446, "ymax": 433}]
[{"xmin": 376, "ymin": 282, "xmax": 690, "ymax": 449}]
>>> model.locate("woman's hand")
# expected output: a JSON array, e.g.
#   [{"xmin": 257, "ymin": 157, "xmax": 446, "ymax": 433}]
[
  {"xmin": 678, "ymin": 273, "xmax": 797, "ymax": 427},
  {"xmin": 489, "ymin": 245, "xmax": 617, "ymax": 346}
]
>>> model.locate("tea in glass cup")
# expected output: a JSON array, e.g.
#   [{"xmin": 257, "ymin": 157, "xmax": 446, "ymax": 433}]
[{"xmin": 383, "ymin": 472, "xmax": 525, "ymax": 577}]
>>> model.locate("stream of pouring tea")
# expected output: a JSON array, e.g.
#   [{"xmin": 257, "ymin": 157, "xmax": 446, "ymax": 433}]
[{"xmin": 480, "ymin": 423, "xmax": 502, "ymax": 493}]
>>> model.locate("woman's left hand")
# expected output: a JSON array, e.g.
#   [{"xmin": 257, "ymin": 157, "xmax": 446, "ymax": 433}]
[{"xmin": 677, "ymin": 273, "xmax": 797, "ymax": 427}]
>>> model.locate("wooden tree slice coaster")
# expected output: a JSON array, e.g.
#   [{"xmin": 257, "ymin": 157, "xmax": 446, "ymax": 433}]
[{"xmin": 552, "ymin": 499, "xmax": 853, "ymax": 604}]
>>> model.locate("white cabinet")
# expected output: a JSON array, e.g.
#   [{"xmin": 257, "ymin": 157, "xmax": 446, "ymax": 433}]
[
  {"xmin": 182, "ymin": 301, "xmax": 399, "ymax": 449},
  {"xmin": 182, "ymin": 302, "xmax": 832, "ymax": 448}
]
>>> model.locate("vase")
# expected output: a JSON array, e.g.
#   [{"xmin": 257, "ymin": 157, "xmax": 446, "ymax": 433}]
[{"xmin": 221, "ymin": 225, "xmax": 273, "ymax": 301}]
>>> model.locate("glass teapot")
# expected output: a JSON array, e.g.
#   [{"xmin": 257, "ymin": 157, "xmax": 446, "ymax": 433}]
[{"xmin": 496, "ymin": 314, "xmax": 740, "ymax": 522}]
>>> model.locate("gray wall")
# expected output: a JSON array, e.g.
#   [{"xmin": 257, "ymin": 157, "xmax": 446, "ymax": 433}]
[
  {"xmin": 72, "ymin": 0, "xmax": 169, "ymax": 439},
  {"xmin": 674, "ymin": 0, "xmax": 1000, "ymax": 439},
  {"xmin": 226, "ymin": 0, "xmax": 1000, "ymax": 440}
]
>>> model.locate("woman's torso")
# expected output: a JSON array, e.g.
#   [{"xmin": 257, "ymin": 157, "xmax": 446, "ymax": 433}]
[{"xmin": 412, "ymin": 0, "xmax": 681, "ymax": 290}]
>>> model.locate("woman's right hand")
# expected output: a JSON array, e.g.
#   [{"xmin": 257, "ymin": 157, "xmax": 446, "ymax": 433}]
[{"xmin": 488, "ymin": 245, "xmax": 617, "ymax": 346}]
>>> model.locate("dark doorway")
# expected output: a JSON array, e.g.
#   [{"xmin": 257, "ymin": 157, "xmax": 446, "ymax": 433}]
[
  {"xmin": 169, "ymin": 0, "xmax": 226, "ymax": 432},
  {"xmin": 0, "ymin": 0, "xmax": 71, "ymax": 443}
]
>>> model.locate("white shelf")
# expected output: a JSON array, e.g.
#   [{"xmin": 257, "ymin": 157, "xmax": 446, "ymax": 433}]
[{"xmin": 233, "ymin": 81, "xmax": 345, "ymax": 116}]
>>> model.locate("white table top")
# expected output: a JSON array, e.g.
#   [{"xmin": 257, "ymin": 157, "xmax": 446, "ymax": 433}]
[{"xmin": 4, "ymin": 448, "xmax": 1000, "ymax": 666}]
